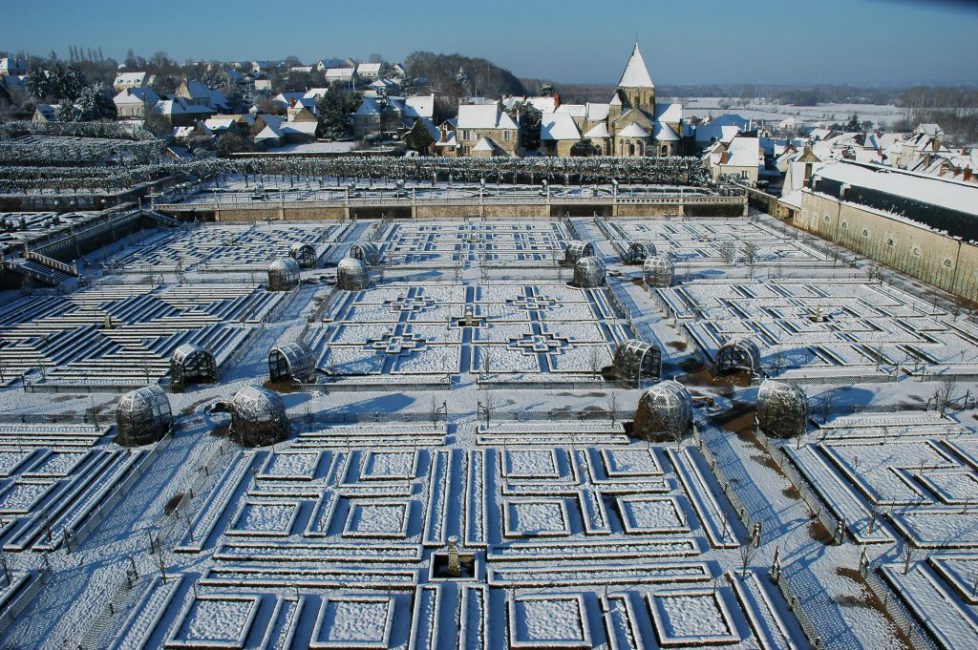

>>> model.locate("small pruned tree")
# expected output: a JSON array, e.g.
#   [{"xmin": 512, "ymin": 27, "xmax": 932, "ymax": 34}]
[
  {"xmin": 507, "ymin": 101, "xmax": 541, "ymax": 152},
  {"xmin": 570, "ymin": 138, "xmax": 598, "ymax": 157},
  {"xmin": 404, "ymin": 119, "xmax": 434, "ymax": 154},
  {"xmin": 742, "ymin": 242, "xmax": 759, "ymax": 269},
  {"xmin": 315, "ymin": 85, "xmax": 362, "ymax": 140},
  {"xmin": 719, "ymin": 240, "xmax": 736, "ymax": 264},
  {"xmin": 739, "ymin": 540, "xmax": 757, "ymax": 578}
]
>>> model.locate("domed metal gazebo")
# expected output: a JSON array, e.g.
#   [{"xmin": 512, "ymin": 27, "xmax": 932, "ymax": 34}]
[
  {"xmin": 268, "ymin": 341, "xmax": 317, "ymax": 383},
  {"xmin": 230, "ymin": 385, "xmax": 291, "ymax": 447},
  {"xmin": 170, "ymin": 343, "xmax": 217, "ymax": 392},
  {"xmin": 643, "ymin": 255, "xmax": 675, "ymax": 288},
  {"xmin": 563, "ymin": 240, "xmax": 595, "ymax": 266},
  {"xmin": 573, "ymin": 256, "xmax": 606, "ymax": 288},
  {"xmin": 633, "ymin": 380, "xmax": 692, "ymax": 443},
  {"xmin": 715, "ymin": 337, "xmax": 762, "ymax": 381},
  {"xmin": 612, "ymin": 339, "xmax": 663, "ymax": 386},
  {"xmin": 336, "ymin": 257, "xmax": 369, "ymax": 291},
  {"xmin": 756, "ymin": 380, "xmax": 808, "ymax": 438},
  {"xmin": 116, "ymin": 385, "xmax": 173, "ymax": 446},
  {"xmin": 289, "ymin": 243, "xmax": 318, "ymax": 269},
  {"xmin": 623, "ymin": 241, "xmax": 656, "ymax": 265},
  {"xmin": 348, "ymin": 242, "xmax": 381, "ymax": 266},
  {"xmin": 268, "ymin": 258, "xmax": 301, "ymax": 291}
]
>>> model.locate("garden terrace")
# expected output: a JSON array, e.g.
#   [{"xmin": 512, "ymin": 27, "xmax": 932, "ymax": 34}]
[
  {"xmin": 0, "ymin": 283, "xmax": 282, "ymax": 388},
  {"xmin": 310, "ymin": 279, "xmax": 628, "ymax": 382},
  {"xmin": 107, "ymin": 420, "xmax": 801, "ymax": 648},
  {"xmin": 1, "ymin": 210, "xmax": 977, "ymax": 649},
  {"xmin": 664, "ymin": 278, "xmax": 978, "ymax": 384},
  {"xmin": 104, "ymin": 222, "xmax": 341, "ymax": 274}
]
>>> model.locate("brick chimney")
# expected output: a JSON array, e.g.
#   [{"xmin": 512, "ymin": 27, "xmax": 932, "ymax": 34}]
[{"xmin": 964, "ymin": 167, "xmax": 974, "ymax": 183}]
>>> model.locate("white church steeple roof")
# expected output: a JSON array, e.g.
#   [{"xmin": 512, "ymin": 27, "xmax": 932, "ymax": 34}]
[{"xmin": 617, "ymin": 42, "xmax": 655, "ymax": 89}]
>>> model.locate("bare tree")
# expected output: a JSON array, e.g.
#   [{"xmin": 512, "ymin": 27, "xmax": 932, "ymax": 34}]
[
  {"xmin": 719, "ymin": 240, "xmax": 736, "ymax": 264},
  {"xmin": 478, "ymin": 392, "xmax": 497, "ymax": 430},
  {"xmin": 429, "ymin": 395, "xmax": 445, "ymax": 431},
  {"xmin": 608, "ymin": 392, "xmax": 620, "ymax": 428},
  {"xmin": 903, "ymin": 545, "xmax": 915, "ymax": 575},
  {"xmin": 742, "ymin": 242, "xmax": 759, "ymax": 277},
  {"xmin": 739, "ymin": 540, "xmax": 757, "ymax": 578},
  {"xmin": 480, "ymin": 346, "xmax": 494, "ymax": 381},
  {"xmin": 589, "ymin": 346, "xmax": 602, "ymax": 379},
  {"xmin": 820, "ymin": 390, "xmax": 834, "ymax": 424},
  {"xmin": 935, "ymin": 376, "xmax": 956, "ymax": 417}
]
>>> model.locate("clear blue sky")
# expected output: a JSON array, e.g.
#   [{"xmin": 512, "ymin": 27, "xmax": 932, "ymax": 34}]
[{"xmin": 4, "ymin": 0, "xmax": 977, "ymax": 85}]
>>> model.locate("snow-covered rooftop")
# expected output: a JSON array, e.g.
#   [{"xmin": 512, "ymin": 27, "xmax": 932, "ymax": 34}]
[
  {"xmin": 457, "ymin": 104, "xmax": 518, "ymax": 130},
  {"xmin": 540, "ymin": 113, "xmax": 581, "ymax": 141},
  {"xmin": 403, "ymin": 94, "xmax": 434, "ymax": 120},
  {"xmin": 813, "ymin": 160, "xmax": 978, "ymax": 217},
  {"xmin": 723, "ymin": 136, "xmax": 762, "ymax": 167},
  {"xmin": 618, "ymin": 122, "xmax": 651, "ymax": 138},
  {"xmin": 617, "ymin": 42, "xmax": 655, "ymax": 88}
]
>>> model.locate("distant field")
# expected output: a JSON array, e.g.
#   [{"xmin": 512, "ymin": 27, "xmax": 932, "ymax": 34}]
[{"xmin": 680, "ymin": 97, "xmax": 907, "ymax": 128}]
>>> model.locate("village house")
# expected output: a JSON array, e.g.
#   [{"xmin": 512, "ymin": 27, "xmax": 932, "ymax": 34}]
[
  {"xmin": 356, "ymin": 62, "xmax": 382, "ymax": 81},
  {"xmin": 454, "ymin": 104, "xmax": 519, "ymax": 157},
  {"xmin": 325, "ymin": 67, "xmax": 357, "ymax": 87},
  {"xmin": 0, "ymin": 56, "xmax": 26, "ymax": 77},
  {"xmin": 113, "ymin": 86, "xmax": 160, "ymax": 119},
  {"xmin": 540, "ymin": 112, "xmax": 582, "ymax": 157},
  {"xmin": 703, "ymin": 135, "xmax": 763, "ymax": 184},
  {"xmin": 175, "ymin": 80, "xmax": 229, "ymax": 112},
  {"xmin": 156, "ymin": 97, "xmax": 216, "ymax": 126},
  {"xmin": 435, "ymin": 119, "xmax": 459, "ymax": 156},
  {"xmin": 31, "ymin": 103, "xmax": 58, "ymax": 124},
  {"xmin": 112, "ymin": 71, "xmax": 146, "ymax": 92},
  {"xmin": 353, "ymin": 97, "xmax": 383, "ymax": 138}
]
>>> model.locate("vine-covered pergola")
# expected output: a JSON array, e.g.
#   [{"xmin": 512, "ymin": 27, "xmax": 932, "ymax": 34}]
[{"xmin": 232, "ymin": 154, "xmax": 712, "ymax": 188}]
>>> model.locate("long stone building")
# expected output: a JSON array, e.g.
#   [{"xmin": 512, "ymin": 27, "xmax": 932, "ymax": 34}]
[{"xmin": 786, "ymin": 160, "xmax": 978, "ymax": 303}]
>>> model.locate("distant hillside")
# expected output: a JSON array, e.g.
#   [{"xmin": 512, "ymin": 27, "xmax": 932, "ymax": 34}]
[
  {"xmin": 520, "ymin": 79, "xmax": 615, "ymax": 104},
  {"xmin": 405, "ymin": 51, "xmax": 526, "ymax": 121}
]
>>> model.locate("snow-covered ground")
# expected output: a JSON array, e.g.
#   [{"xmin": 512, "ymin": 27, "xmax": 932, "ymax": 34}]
[
  {"xmin": 682, "ymin": 97, "xmax": 908, "ymax": 129},
  {"xmin": 0, "ymin": 209, "xmax": 974, "ymax": 648}
]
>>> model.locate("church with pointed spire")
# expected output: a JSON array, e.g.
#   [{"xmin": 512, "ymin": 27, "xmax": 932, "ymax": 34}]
[
  {"xmin": 539, "ymin": 42, "xmax": 683, "ymax": 158},
  {"xmin": 606, "ymin": 42, "xmax": 682, "ymax": 156}
]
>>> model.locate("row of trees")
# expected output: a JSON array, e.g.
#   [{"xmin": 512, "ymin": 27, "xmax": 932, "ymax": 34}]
[
  {"xmin": 899, "ymin": 86, "xmax": 978, "ymax": 143},
  {"xmin": 405, "ymin": 51, "xmax": 526, "ymax": 124}
]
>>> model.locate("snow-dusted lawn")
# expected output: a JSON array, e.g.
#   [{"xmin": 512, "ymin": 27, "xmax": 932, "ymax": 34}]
[
  {"xmin": 889, "ymin": 508, "xmax": 978, "ymax": 548},
  {"xmin": 311, "ymin": 596, "xmax": 395, "ymax": 648},
  {"xmin": 504, "ymin": 498, "xmax": 572, "ymax": 537},
  {"xmin": 342, "ymin": 500, "xmax": 411, "ymax": 538},
  {"xmin": 503, "ymin": 449, "xmax": 560, "ymax": 479},
  {"xmin": 0, "ymin": 452, "xmax": 33, "ymax": 477},
  {"xmin": 508, "ymin": 594, "xmax": 592, "ymax": 648},
  {"xmin": 230, "ymin": 501, "xmax": 299, "ymax": 536},
  {"xmin": 618, "ymin": 495, "xmax": 689, "ymax": 534},
  {"xmin": 0, "ymin": 480, "xmax": 54, "ymax": 514},
  {"xmin": 259, "ymin": 452, "xmax": 321, "ymax": 480},
  {"xmin": 602, "ymin": 448, "xmax": 663, "ymax": 477},
  {"xmin": 360, "ymin": 451, "xmax": 417, "ymax": 480},
  {"xmin": 648, "ymin": 589, "xmax": 740, "ymax": 646},
  {"xmin": 170, "ymin": 594, "xmax": 260, "ymax": 648}
]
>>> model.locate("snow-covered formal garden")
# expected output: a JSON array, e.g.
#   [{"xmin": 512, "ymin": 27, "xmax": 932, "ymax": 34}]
[{"xmin": 0, "ymin": 207, "xmax": 974, "ymax": 649}]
